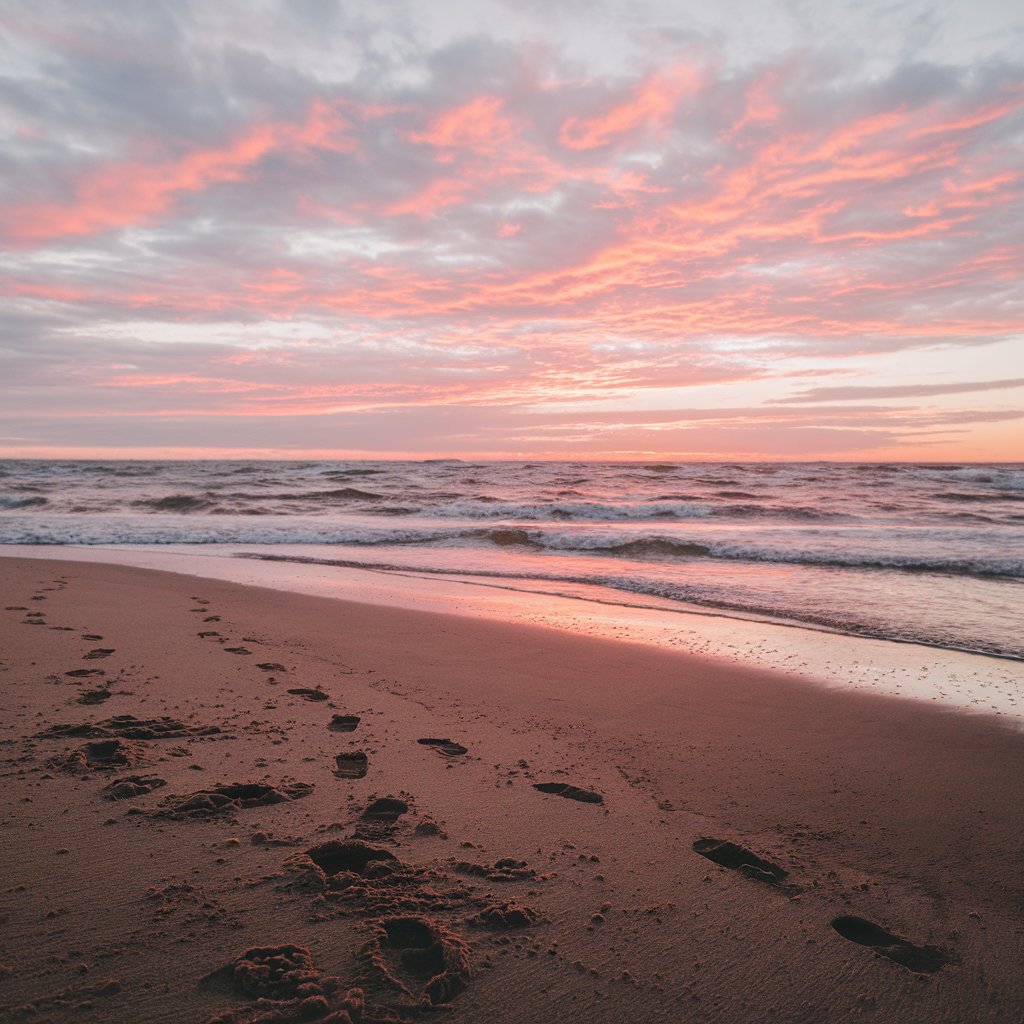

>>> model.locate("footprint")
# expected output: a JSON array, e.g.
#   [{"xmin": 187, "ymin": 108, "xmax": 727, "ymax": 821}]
[
  {"xmin": 302, "ymin": 840, "xmax": 398, "ymax": 880},
  {"xmin": 334, "ymin": 751, "xmax": 369, "ymax": 779},
  {"xmin": 83, "ymin": 648, "xmax": 115, "ymax": 660},
  {"xmin": 257, "ymin": 662, "xmax": 286, "ymax": 672},
  {"xmin": 65, "ymin": 668, "xmax": 106, "ymax": 679},
  {"xmin": 198, "ymin": 631, "xmax": 221, "ymax": 639},
  {"xmin": 82, "ymin": 634, "xmax": 103, "ymax": 641},
  {"xmin": 831, "ymin": 916, "xmax": 951, "ymax": 973},
  {"xmin": 203, "ymin": 615, "xmax": 221, "ymax": 622},
  {"xmin": 161, "ymin": 782, "xmax": 313, "ymax": 818},
  {"xmin": 692, "ymin": 838, "xmax": 788, "ymax": 886},
  {"xmin": 328, "ymin": 715, "xmax": 360, "ymax": 732},
  {"xmin": 361, "ymin": 797, "xmax": 409, "ymax": 823},
  {"xmin": 364, "ymin": 916, "xmax": 471, "ymax": 1006},
  {"xmin": 207, "ymin": 944, "xmax": 317, "ymax": 1000},
  {"xmin": 39, "ymin": 715, "xmax": 220, "ymax": 740},
  {"xmin": 287, "ymin": 687, "xmax": 328, "ymax": 702},
  {"xmin": 58, "ymin": 739, "xmax": 145, "ymax": 772},
  {"xmin": 452, "ymin": 859, "xmax": 537, "ymax": 882},
  {"xmin": 102, "ymin": 775, "xmax": 166, "ymax": 800},
  {"xmin": 418, "ymin": 737, "xmax": 468, "ymax": 757},
  {"xmin": 224, "ymin": 647, "xmax": 251, "ymax": 655},
  {"xmin": 533, "ymin": 782, "xmax": 603, "ymax": 804},
  {"xmin": 5, "ymin": 606, "xmax": 28, "ymax": 611},
  {"xmin": 473, "ymin": 901, "xmax": 539, "ymax": 928},
  {"xmin": 200, "ymin": 942, "xmax": 365, "ymax": 1024},
  {"xmin": 77, "ymin": 688, "xmax": 112, "ymax": 705}
]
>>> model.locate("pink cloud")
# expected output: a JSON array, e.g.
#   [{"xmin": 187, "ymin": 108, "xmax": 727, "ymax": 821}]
[
  {"xmin": 1, "ymin": 99, "xmax": 355, "ymax": 244},
  {"xmin": 559, "ymin": 66, "xmax": 701, "ymax": 150}
]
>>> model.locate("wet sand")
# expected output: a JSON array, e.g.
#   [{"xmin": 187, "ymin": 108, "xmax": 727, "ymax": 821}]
[{"xmin": 1, "ymin": 556, "xmax": 1022, "ymax": 1023}]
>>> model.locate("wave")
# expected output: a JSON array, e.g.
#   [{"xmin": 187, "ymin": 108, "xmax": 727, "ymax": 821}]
[
  {"xmin": 356, "ymin": 498, "xmax": 849, "ymax": 522},
  {"xmin": 492, "ymin": 531, "xmax": 1022, "ymax": 578},
  {"xmin": 7, "ymin": 493, "xmax": 856, "ymax": 522},
  {"xmin": 931, "ymin": 491, "xmax": 1024, "ymax": 503},
  {"xmin": 129, "ymin": 494, "xmax": 215, "ymax": 512},
  {"xmin": 2, "ymin": 515, "xmax": 1020, "ymax": 580},
  {"xmin": 268, "ymin": 487, "xmax": 384, "ymax": 501},
  {"xmin": 320, "ymin": 468, "xmax": 386, "ymax": 478},
  {"xmin": 0, "ymin": 495, "xmax": 48, "ymax": 509}
]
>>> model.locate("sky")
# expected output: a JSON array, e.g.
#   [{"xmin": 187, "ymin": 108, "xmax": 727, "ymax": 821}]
[{"xmin": 1, "ymin": 0, "xmax": 1022, "ymax": 461}]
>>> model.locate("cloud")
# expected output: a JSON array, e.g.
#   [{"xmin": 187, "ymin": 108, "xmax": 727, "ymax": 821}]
[
  {"xmin": 774, "ymin": 378, "xmax": 1024, "ymax": 403},
  {"xmin": 0, "ymin": 99, "xmax": 356, "ymax": 244},
  {"xmin": 0, "ymin": 0, "xmax": 1022, "ymax": 458}
]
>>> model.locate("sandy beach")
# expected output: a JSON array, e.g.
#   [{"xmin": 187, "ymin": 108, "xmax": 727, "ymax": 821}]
[
  {"xmin": 1, "ymin": 554, "xmax": 1022, "ymax": 1023},
  {"xmin": 5, "ymin": 0, "xmax": 1024, "ymax": 1018}
]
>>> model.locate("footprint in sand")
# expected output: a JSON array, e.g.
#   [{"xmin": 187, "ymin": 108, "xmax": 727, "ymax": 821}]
[
  {"xmin": 65, "ymin": 668, "xmax": 105, "ymax": 679},
  {"xmin": 57, "ymin": 738, "xmax": 146, "ymax": 772},
  {"xmin": 473, "ymin": 901, "xmax": 539, "ymax": 928},
  {"xmin": 200, "ymin": 943, "xmax": 364, "ymax": 1021},
  {"xmin": 102, "ymin": 774, "xmax": 166, "ymax": 800},
  {"xmin": 301, "ymin": 839, "xmax": 399, "ymax": 881},
  {"xmin": 39, "ymin": 715, "xmax": 221, "ymax": 740},
  {"xmin": 77, "ymin": 688, "xmax": 112, "ymax": 705},
  {"xmin": 692, "ymin": 837, "xmax": 789, "ymax": 886},
  {"xmin": 363, "ymin": 916, "xmax": 471, "ymax": 1006},
  {"xmin": 203, "ymin": 615, "xmax": 220, "ymax": 622},
  {"xmin": 82, "ymin": 634, "xmax": 103, "ymax": 641},
  {"xmin": 334, "ymin": 751, "xmax": 369, "ymax": 779},
  {"xmin": 831, "ymin": 916, "xmax": 951, "ymax": 973},
  {"xmin": 288, "ymin": 687, "xmax": 328, "ymax": 702},
  {"xmin": 257, "ymin": 662, "xmax": 286, "ymax": 672},
  {"xmin": 361, "ymin": 797, "xmax": 409, "ymax": 823},
  {"xmin": 533, "ymin": 782, "xmax": 604, "ymax": 804},
  {"xmin": 198, "ymin": 631, "xmax": 221, "ymax": 639},
  {"xmin": 83, "ymin": 648, "xmax": 115, "ymax": 660},
  {"xmin": 418, "ymin": 737, "xmax": 468, "ymax": 757},
  {"xmin": 160, "ymin": 781, "xmax": 313, "ymax": 818},
  {"xmin": 224, "ymin": 646, "xmax": 251, "ymax": 655},
  {"xmin": 328, "ymin": 714, "xmax": 360, "ymax": 732},
  {"xmin": 453, "ymin": 858, "xmax": 537, "ymax": 882}
]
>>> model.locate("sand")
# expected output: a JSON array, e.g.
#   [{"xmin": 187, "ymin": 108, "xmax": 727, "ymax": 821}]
[{"xmin": 1, "ymin": 555, "xmax": 1022, "ymax": 1023}]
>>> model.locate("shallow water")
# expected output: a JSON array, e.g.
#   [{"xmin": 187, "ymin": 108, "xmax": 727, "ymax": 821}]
[{"xmin": 1, "ymin": 459, "xmax": 1021, "ymax": 658}]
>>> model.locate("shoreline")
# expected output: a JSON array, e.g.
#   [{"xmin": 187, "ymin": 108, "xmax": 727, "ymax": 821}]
[
  {"xmin": 1, "ymin": 554, "xmax": 1023, "ymax": 1023},
  {"xmin": 2, "ymin": 544, "xmax": 1021, "ymax": 722}
]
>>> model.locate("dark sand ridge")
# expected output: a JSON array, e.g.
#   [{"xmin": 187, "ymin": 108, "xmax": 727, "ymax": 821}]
[{"xmin": 0, "ymin": 556, "xmax": 1021, "ymax": 1023}]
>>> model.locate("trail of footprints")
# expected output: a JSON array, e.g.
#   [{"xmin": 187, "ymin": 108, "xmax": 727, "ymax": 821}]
[{"xmin": 12, "ymin": 582, "xmax": 956, "ymax": 1023}]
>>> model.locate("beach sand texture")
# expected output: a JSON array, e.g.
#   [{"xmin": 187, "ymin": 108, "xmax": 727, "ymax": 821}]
[{"xmin": 1, "ymin": 556, "xmax": 1022, "ymax": 1022}]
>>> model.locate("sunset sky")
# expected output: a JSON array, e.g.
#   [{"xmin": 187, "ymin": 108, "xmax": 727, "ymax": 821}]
[{"xmin": 1, "ymin": 0, "xmax": 1022, "ymax": 461}]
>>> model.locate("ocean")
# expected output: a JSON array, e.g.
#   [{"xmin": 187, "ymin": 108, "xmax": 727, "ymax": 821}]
[{"xmin": 1, "ymin": 459, "xmax": 1021, "ymax": 660}]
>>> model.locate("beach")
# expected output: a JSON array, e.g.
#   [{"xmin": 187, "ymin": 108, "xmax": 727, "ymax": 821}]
[
  {"xmin": 2, "ymin": 554, "xmax": 1022, "ymax": 1023},
  {"xmin": 5, "ymin": 0, "xmax": 1024, "ymax": 1018}
]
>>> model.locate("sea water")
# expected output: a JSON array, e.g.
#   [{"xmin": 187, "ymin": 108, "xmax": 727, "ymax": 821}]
[{"xmin": 1, "ymin": 459, "xmax": 1021, "ymax": 659}]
